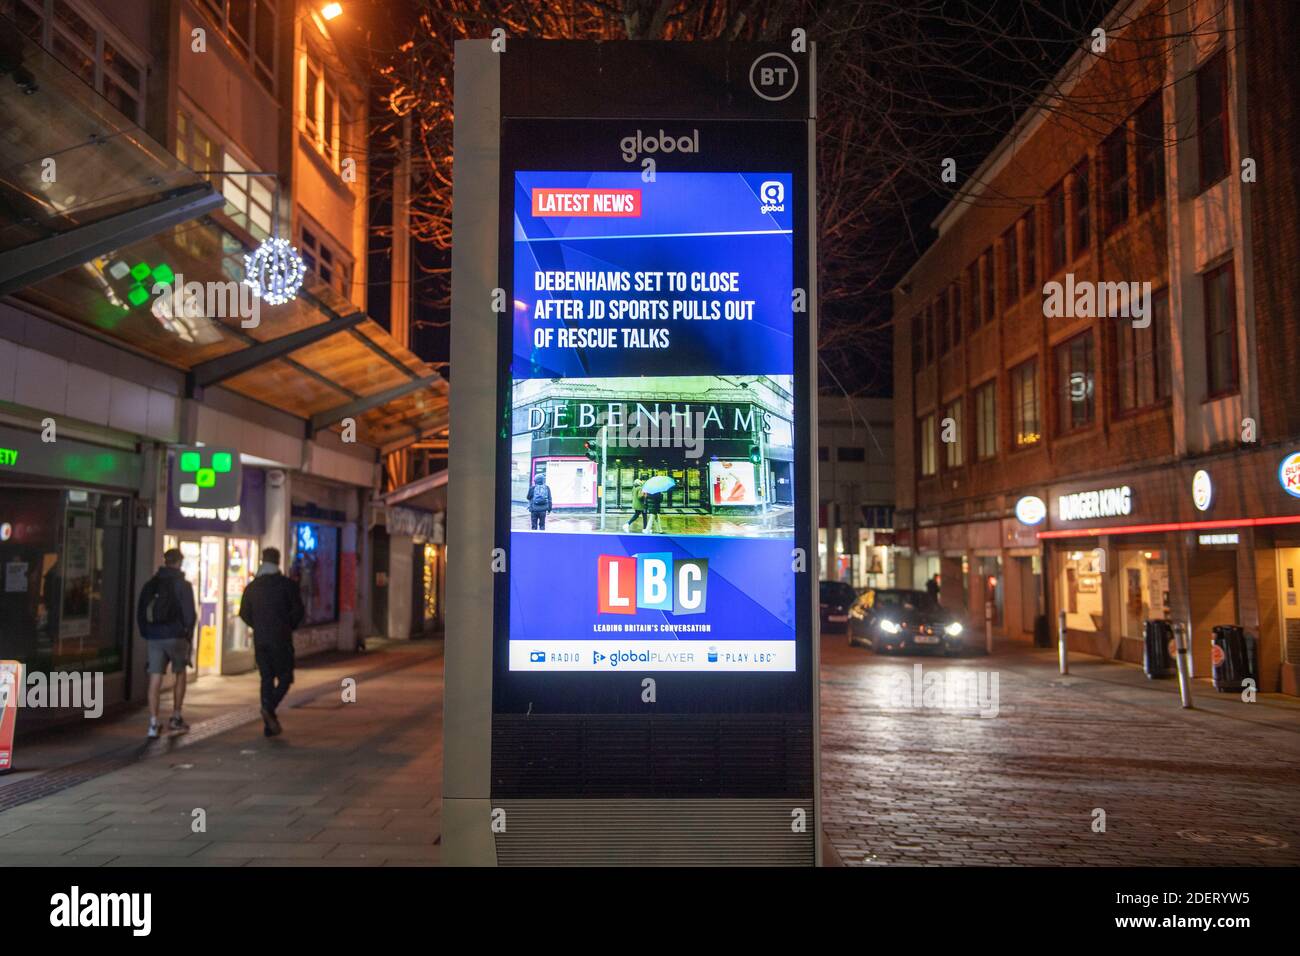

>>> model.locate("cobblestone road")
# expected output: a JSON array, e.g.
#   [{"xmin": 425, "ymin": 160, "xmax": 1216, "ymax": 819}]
[{"xmin": 819, "ymin": 631, "xmax": 1300, "ymax": 866}]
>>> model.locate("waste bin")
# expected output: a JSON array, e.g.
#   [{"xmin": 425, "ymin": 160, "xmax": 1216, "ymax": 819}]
[
  {"xmin": 1142, "ymin": 619, "xmax": 1175, "ymax": 679},
  {"xmin": 1210, "ymin": 625, "xmax": 1258, "ymax": 693},
  {"xmin": 1033, "ymin": 614, "xmax": 1050, "ymax": 648}
]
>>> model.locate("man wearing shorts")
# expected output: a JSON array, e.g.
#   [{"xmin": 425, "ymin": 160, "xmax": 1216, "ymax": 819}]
[{"xmin": 136, "ymin": 548, "xmax": 197, "ymax": 739}]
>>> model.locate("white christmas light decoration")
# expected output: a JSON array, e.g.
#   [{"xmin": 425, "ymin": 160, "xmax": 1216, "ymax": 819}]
[{"xmin": 243, "ymin": 237, "xmax": 305, "ymax": 305}]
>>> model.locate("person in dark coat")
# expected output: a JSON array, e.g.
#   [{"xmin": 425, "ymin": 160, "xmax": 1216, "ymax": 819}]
[
  {"xmin": 526, "ymin": 473, "xmax": 552, "ymax": 530},
  {"xmin": 136, "ymin": 548, "xmax": 198, "ymax": 739},
  {"xmin": 238, "ymin": 547, "xmax": 305, "ymax": 736},
  {"xmin": 926, "ymin": 574, "xmax": 942, "ymax": 607}
]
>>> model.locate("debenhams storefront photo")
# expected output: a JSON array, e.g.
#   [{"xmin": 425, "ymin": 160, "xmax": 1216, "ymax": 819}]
[{"xmin": 1026, "ymin": 447, "xmax": 1300, "ymax": 696}]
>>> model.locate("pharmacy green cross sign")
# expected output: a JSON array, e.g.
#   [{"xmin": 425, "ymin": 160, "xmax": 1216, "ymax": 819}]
[{"xmin": 169, "ymin": 446, "xmax": 241, "ymax": 510}]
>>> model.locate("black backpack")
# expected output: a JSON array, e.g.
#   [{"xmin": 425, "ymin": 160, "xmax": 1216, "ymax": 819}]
[
  {"xmin": 531, "ymin": 484, "xmax": 551, "ymax": 508},
  {"xmin": 145, "ymin": 574, "xmax": 181, "ymax": 626}
]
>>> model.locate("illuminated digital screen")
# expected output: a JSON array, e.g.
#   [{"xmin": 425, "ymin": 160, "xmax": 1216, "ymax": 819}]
[{"xmin": 504, "ymin": 169, "xmax": 797, "ymax": 672}]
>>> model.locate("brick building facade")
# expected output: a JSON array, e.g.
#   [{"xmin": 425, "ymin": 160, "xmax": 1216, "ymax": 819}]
[{"xmin": 892, "ymin": 0, "xmax": 1300, "ymax": 694}]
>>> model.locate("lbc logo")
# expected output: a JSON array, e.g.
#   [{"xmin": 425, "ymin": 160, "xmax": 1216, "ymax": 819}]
[{"xmin": 598, "ymin": 553, "xmax": 708, "ymax": 615}]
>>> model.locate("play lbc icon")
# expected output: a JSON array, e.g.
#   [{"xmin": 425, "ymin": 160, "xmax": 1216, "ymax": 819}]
[{"xmin": 749, "ymin": 52, "xmax": 798, "ymax": 101}]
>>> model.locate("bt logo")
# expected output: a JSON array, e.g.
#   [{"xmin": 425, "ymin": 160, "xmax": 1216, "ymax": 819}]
[
  {"xmin": 597, "ymin": 552, "xmax": 708, "ymax": 615},
  {"xmin": 759, "ymin": 180, "xmax": 785, "ymax": 214}
]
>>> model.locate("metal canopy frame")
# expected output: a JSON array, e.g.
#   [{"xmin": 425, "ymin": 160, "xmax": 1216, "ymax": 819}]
[
  {"xmin": 0, "ymin": 184, "xmax": 224, "ymax": 296},
  {"xmin": 307, "ymin": 373, "xmax": 442, "ymax": 438},
  {"xmin": 185, "ymin": 309, "xmax": 367, "ymax": 396}
]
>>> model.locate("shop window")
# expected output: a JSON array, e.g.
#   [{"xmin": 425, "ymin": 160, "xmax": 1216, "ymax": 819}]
[
  {"xmin": 1055, "ymin": 331, "xmax": 1095, "ymax": 433},
  {"xmin": 1011, "ymin": 358, "xmax": 1041, "ymax": 448},
  {"xmin": 1204, "ymin": 262, "xmax": 1237, "ymax": 396},
  {"xmin": 1134, "ymin": 94, "xmax": 1166, "ymax": 211},
  {"xmin": 291, "ymin": 522, "xmax": 339, "ymax": 626},
  {"xmin": 1102, "ymin": 125, "xmax": 1129, "ymax": 236},
  {"xmin": 974, "ymin": 380, "xmax": 996, "ymax": 460},
  {"xmin": 1071, "ymin": 160, "xmax": 1090, "ymax": 256},
  {"xmin": 1047, "ymin": 179, "xmax": 1067, "ymax": 273},
  {"xmin": 1002, "ymin": 223, "xmax": 1019, "ymax": 307},
  {"xmin": 943, "ymin": 399, "xmax": 963, "ymax": 469},
  {"xmin": 1116, "ymin": 287, "xmax": 1171, "ymax": 412},
  {"xmin": 0, "ymin": 488, "xmax": 131, "ymax": 674},
  {"xmin": 1196, "ymin": 50, "xmax": 1230, "ymax": 192},
  {"xmin": 1060, "ymin": 548, "xmax": 1104, "ymax": 632},
  {"xmin": 918, "ymin": 413, "xmax": 936, "ymax": 477}
]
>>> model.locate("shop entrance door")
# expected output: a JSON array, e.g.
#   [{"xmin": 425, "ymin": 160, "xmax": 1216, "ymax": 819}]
[
  {"xmin": 1016, "ymin": 556, "xmax": 1040, "ymax": 637},
  {"xmin": 1188, "ymin": 550, "xmax": 1237, "ymax": 678},
  {"xmin": 172, "ymin": 536, "xmax": 225, "ymax": 677}
]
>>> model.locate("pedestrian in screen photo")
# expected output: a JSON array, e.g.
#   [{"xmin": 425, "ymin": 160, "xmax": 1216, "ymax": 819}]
[
  {"xmin": 622, "ymin": 471, "xmax": 648, "ymax": 532},
  {"xmin": 239, "ymin": 547, "xmax": 305, "ymax": 737},
  {"xmin": 527, "ymin": 472, "xmax": 553, "ymax": 530}
]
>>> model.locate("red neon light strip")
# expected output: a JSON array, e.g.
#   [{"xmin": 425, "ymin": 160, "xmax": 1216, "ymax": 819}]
[{"xmin": 1036, "ymin": 514, "xmax": 1300, "ymax": 539}]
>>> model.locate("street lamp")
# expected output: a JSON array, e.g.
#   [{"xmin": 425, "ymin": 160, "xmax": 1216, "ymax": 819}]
[{"xmin": 321, "ymin": 3, "xmax": 343, "ymax": 20}]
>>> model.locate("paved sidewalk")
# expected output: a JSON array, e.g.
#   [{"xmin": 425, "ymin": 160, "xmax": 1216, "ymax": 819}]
[
  {"xmin": 819, "ymin": 630, "xmax": 1300, "ymax": 866},
  {"xmin": 0, "ymin": 641, "xmax": 442, "ymax": 866}
]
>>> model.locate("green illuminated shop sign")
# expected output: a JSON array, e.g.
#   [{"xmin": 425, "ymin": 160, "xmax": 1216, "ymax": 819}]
[
  {"xmin": 0, "ymin": 426, "xmax": 140, "ymax": 487},
  {"xmin": 170, "ymin": 445, "xmax": 241, "ymax": 510},
  {"xmin": 0, "ymin": 447, "xmax": 17, "ymax": 467}
]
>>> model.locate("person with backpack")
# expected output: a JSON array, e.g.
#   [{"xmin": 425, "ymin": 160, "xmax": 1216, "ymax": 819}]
[
  {"xmin": 238, "ymin": 547, "xmax": 305, "ymax": 737},
  {"xmin": 527, "ymin": 473, "xmax": 552, "ymax": 530},
  {"xmin": 136, "ymin": 548, "xmax": 197, "ymax": 739}
]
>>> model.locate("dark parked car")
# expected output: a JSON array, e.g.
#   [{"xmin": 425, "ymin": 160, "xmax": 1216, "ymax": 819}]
[
  {"xmin": 820, "ymin": 580, "xmax": 859, "ymax": 630},
  {"xmin": 848, "ymin": 588, "xmax": 966, "ymax": 654}
]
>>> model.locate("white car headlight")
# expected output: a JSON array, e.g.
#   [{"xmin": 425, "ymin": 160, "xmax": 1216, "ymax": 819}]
[
  {"xmin": 944, "ymin": 622, "xmax": 963, "ymax": 637},
  {"xmin": 879, "ymin": 619, "xmax": 901, "ymax": 634}
]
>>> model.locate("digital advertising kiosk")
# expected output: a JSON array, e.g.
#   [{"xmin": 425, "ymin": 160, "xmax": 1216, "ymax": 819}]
[{"xmin": 446, "ymin": 38, "xmax": 818, "ymax": 865}]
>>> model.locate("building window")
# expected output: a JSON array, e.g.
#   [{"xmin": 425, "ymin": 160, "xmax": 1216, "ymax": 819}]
[
  {"xmin": 221, "ymin": 151, "xmax": 273, "ymax": 241},
  {"xmin": 924, "ymin": 306, "xmax": 935, "ymax": 365},
  {"xmin": 196, "ymin": 0, "xmax": 277, "ymax": 93},
  {"xmin": 1116, "ymin": 288, "xmax": 1171, "ymax": 412},
  {"xmin": 838, "ymin": 447, "xmax": 866, "ymax": 463},
  {"xmin": 1204, "ymin": 262, "xmax": 1238, "ymax": 395},
  {"xmin": 7, "ymin": 0, "xmax": 147, "ymax": 123},
  {"xmin": 299, "ymin": 222, "xmax": 353, "ymax": 297},
  {"xmin": 1196, "ymin": 50, "xmax": 1230, "ymax": 191},
  {"xmin": 818, "ymin": 446, "xmax": 829, "ymax": 462},
  {"xmin": 938, "ymin": 292, "xmax": 950, "ymax": 355},
  {"xmin": 1102, "ymin": 126, "xmax": 1129, "ymax": 236},
  {"xmin": 1047, "ymin": 180, "xmax": 1067, "ymax": 273},
  {"xmin": 919, "ymin": 414, "xmax": 936, "ymax": 477},
  {"xmin": 1021, "ymin": 211, "xmax": 1036, "ymax": 296},
  {"xmin": 176, "ymin": 110, "xmax": 216, "ymax": 175},
  {"xmin": 982, "ymin": 249, "xmax": 995, "ymax": 322},
  {"xmin": 963, "ymin": 263, "xmax": 980, "ymax": 331},
  {"xmin": 974, "ymin": 381, "xmax": 996, "ymax": 460},
  {"xmin": 1055, "ymin": 332, "xmax": 1096, "ymax": 433},
  {"xmin": 1003, "ymin": 224, "xmax": 1019, "ymax": 306},
  {"xmin": 301, "ymin": 52, "xmax": 348, "ymax": 173},
  {"xmin": 1011, "ymin": 358, "xmax": 1041, "ymax": 448},
  {"xmin": 944, "ymin": 399, "xmax": 964, "ymax": 469},
  {"xmin": 911, "ymin": 310, "xmax": 923, "ymax": 371},
  {"xmin": 291, "ymin": 522, "xmax": 339, "ymax": 627},
  {"xmin": 1071, "ymin": 160, "xmax": 1090, "ymax": 256},
  {"xmin": 1135, "ymin": 94, "xmax": 1165, "ymax": 211},
  {"xmin": 950, "ymin": 283, "xmax": 962, "ymax": 347}
]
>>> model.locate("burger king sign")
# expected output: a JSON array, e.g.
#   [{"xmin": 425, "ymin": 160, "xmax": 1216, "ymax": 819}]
[{"xmin": 1281, "ymin": 452, "xmax": 1300, "ymax": 499}]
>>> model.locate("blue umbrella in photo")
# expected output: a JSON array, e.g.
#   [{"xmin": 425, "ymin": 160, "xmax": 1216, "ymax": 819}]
[{"xmin": 641, "ymin": 475, "xmax": 677, "ymax": 495}]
